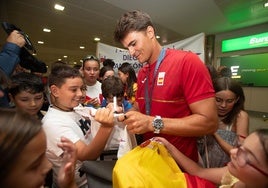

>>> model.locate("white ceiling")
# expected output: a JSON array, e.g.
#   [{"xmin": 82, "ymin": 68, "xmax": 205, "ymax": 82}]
[{"xmin": 0, "ymin": 0, "xmax": 268, "ymax": 69}]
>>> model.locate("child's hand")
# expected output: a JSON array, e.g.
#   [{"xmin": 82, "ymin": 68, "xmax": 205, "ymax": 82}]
[
  {"xmin": 57, "ymin": 137, "xmax": 77, "ymax": 188},
  {"xmin": 106, "ymin": 103, "xmax": 123, "ymax": 113},
  {"xmin": 89, "ymin": 97, "xmax": 100, "ymax": 107},
  {"xmin": 152, "ymin": 137, "xmax": 173, "ymax": 152},
  {"xmin": 94, "ymin": 107, "xmax": 114, "ymax": 127}
]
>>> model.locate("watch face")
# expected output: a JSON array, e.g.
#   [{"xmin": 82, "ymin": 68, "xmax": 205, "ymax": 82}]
[{"xmin": 154, "ymin": 118, "xmax": 163, "ymax": 129}]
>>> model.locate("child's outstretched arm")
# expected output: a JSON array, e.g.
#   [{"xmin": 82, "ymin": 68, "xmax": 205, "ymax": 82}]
[
  {"xmin": 75, "ymin": 107, "xmax": 115, "ymax": 161},
  {"xmin": 57, "ymin": 137, "xmax": 78, "ymax": 188},
  {"xmin": 153, "ymin": 137, "xmax": 226, "ymax": 185}
]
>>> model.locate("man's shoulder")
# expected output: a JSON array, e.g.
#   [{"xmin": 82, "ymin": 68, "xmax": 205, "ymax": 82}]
[
  {"xmin": 42, "ymin": 107, "xmax": 77, "ymax": 124},
  {"xmin": 165, "ymin": 48, "xmax": 204, "ymax": 68},
  {"xmin": 166, "ymin": 48, "xmax": 192, "ymax": 57}
]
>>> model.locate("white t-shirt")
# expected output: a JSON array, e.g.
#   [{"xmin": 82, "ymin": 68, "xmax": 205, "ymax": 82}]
[
  {"xmin": 86, "ymin": 81, "xmax": 102, "ymax": 101},
  {"xmin": 42, "ymin": 106, "xmax": 92, "ymax": 187}
]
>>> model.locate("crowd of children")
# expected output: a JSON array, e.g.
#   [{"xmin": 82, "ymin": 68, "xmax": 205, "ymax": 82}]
[{"xmin": 0, "ymin": 9, "xmax": 267, "ymax": 188}]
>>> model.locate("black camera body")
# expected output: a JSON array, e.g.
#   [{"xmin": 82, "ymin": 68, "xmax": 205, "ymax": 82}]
[{"xmin": 1, "ymin": 22, "xmax": 47, "ymax": 73}]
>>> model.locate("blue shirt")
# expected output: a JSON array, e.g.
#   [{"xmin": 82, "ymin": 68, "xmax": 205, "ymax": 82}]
[
  {"xmin": 0, "ymin": 42, "xmax": 21, "ymax": 76},
  {"xmin": 101, "ymin": 99, "xmax": 132, "ymax": 112},
  {"xmin": 0, "ymin": 42, "xmax": 21, "ymax": 107}
]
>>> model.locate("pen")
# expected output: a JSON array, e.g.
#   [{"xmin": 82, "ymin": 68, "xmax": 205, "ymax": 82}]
[
  {"xmin": 113, "ymin": 113, "xmax": 124, "ymax": 117},
  {"xmin": 113, "ymin": 96, "xmax": 117, "ymax": 112}
]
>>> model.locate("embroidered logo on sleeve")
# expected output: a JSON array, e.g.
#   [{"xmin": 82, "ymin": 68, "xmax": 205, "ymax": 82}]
[{"xmin": 157, "ymin": 72, "xmax": 165, "ymax": 86}]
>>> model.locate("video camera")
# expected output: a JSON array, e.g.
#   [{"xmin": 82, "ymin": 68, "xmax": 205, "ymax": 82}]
[{"xmin": 1, "ymin": 22, "xmax": 47, "ymax": 73}]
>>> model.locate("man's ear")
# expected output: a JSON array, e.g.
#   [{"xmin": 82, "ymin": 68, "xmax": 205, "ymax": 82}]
[
  {"xmin": 50, "ymin": 85, "xmax": 59, "ymax": 97},
  {"xmin": 146, "ymin": 26, "xmax": 155, "ymax": 39}
]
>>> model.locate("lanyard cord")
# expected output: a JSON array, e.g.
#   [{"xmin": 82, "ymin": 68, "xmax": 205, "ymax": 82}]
[{"xmin": 145, "ymin": 48, "xmax": 166, "ymax": 115}]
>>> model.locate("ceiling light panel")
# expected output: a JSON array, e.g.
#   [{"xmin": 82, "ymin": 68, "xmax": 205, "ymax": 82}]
[
  {"xmin": 94, "ymin": 37, "xmax": 100, "ymax": 41},
  {"xmin": 54, "ymin": 4, "xmax": 65, "ymax": 11},
  {"xmin": 43, "ymin": 28, "xmax": 51, "ymax": 32}
]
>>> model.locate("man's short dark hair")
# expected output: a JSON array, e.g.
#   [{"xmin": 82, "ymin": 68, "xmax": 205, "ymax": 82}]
[{"xmin": 114, "ymin": 10, "xmax": 154, "ymax": 42}]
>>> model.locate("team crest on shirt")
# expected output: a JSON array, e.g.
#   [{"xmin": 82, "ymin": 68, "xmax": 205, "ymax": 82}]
[{"xmin": 157, "ymin": 72, "xmax": 165, "ymax": 86}]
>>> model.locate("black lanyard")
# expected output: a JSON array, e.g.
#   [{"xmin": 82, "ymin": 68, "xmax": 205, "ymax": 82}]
[{"xmin": 145, "ymin": 48, "xmax": 166, "ymax": 115}]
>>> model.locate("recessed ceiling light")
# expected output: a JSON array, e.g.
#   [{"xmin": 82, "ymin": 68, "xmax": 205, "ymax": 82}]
[
  {"xmin": 80, "ymin": 46, "xmax": 85, "ymax": 49},
  {"xmin": 94, "ymin": 37, "xmax": 100, "ymax": 41},
  {"xmin": 43, "ymin": 28, "xmax": 51, "ymax": 32},
  {"xmin": 63, "ymin": 55, "xmax": 67, "ymax": 58},
  {"xmin": 54, "ymin": 4, "xmax": 65, "ymax": 11},
  {"xmin": 73, "ymin": 62, "xmax": 77, "ymax": 65},
  {"xmin": 38, "ymin": 41, "xmax": 44, "ymax": 44},
  {"xmin": 156, "ymin": 35, "xmax": 160, "ymax": 39},
  {"xmin": 58, "ymin": 58, "xmax": 62, "ymax": 61}
]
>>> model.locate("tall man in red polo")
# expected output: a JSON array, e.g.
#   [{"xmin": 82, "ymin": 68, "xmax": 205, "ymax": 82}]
[{"xmin": 114, "ymin": 10, "xmax": 217, "ymax": 162}]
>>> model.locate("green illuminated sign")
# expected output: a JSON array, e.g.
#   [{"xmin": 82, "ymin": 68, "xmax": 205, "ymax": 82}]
[
  {"xmin": 222, "ymin": 32, "xmax": 268, "ymax": 52},
  {"xmin": 221, "ymin": 53, "xmax": 268, "ymax": 87}
]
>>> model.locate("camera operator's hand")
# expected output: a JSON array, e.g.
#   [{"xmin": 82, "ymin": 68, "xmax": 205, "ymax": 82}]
[{"xmin": 6, "ymin": 30, "xmax": 25, "ymax": 47}]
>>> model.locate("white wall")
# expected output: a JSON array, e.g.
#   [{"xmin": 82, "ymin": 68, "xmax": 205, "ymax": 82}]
[
  {"xmin": 243, "ymin": 87, "xmax": 268, "ymax": 113},
  {"xmin": 248, "ymin": 111, "xmax": 268, "ymax": 133}
]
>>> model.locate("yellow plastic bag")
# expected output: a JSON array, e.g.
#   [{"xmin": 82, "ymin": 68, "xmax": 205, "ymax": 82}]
[{"xmin": 113, "ymin": 140, "xmax": 187, "ymax": 188}]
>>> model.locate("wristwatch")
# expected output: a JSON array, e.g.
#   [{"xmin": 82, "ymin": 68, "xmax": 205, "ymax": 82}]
[{"xmin": 152, "ymin": 115, "xmax": 164, "ymax": 134}]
